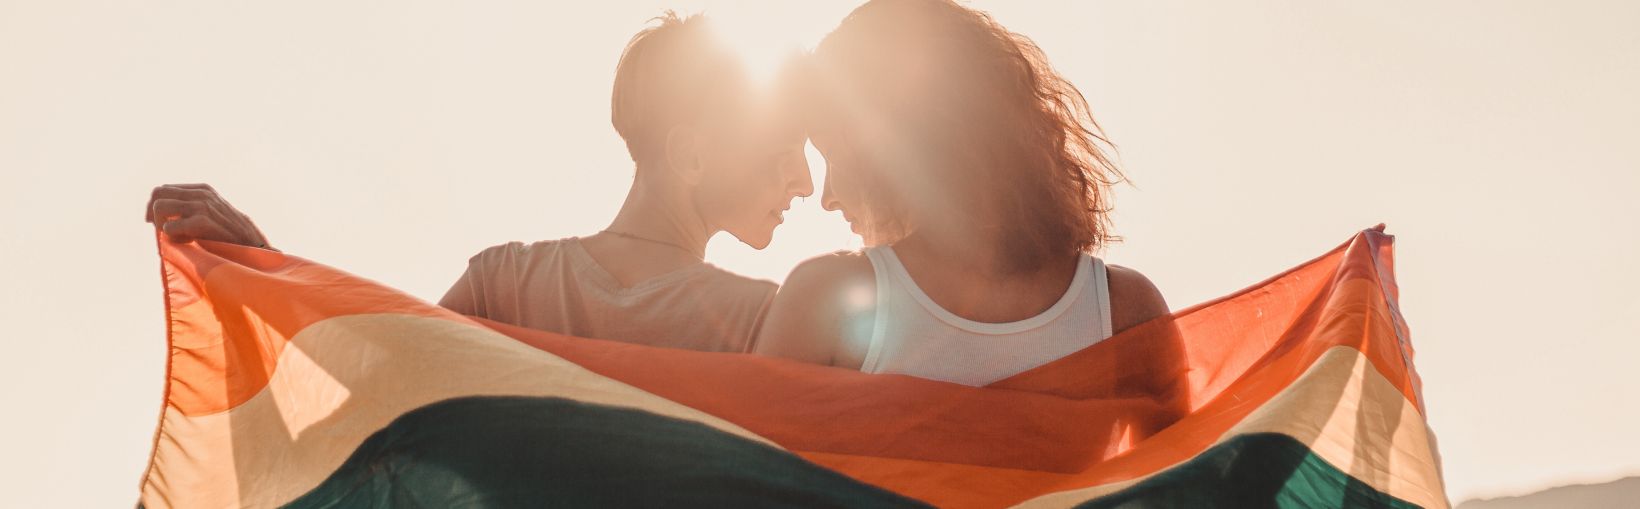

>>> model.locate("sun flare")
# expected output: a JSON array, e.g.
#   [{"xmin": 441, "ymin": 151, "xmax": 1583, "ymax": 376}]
[{"xmin": 704, "ymin": 3, "xmax": 847, "ymax": 84}]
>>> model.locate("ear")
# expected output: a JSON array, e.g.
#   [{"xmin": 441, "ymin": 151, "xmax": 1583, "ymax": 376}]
[{"xmin": 664, "ymin": 125, "xmax": 705, "ymax": 186}]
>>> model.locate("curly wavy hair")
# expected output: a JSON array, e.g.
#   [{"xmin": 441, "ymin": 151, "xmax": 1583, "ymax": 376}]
[{"xmin": 809, "ymin": 0, "xmax": 1124, "ymax": 273}]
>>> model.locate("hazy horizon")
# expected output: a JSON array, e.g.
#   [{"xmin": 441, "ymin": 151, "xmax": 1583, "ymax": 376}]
[{"xmin": 2, "ymin": 1, "xmax": 1637, "ymax": 505}]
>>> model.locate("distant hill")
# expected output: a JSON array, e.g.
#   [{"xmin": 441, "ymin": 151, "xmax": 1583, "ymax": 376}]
[{"xmin": 1456, "ymin": 477, "xmax": 1640, "ymax": 509}]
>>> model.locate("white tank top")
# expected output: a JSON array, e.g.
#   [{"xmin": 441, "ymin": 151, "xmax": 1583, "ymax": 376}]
[{"xmin": 860, "ymin": 246, "xmax": 1115, "ymax": 386}]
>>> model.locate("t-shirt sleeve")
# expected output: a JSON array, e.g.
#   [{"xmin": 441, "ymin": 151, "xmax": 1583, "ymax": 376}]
[{"xmin": 437, "ymin": 251, "xmax": 491, "ymax": 317}]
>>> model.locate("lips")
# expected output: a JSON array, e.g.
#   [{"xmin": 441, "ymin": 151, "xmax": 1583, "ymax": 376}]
[{"xmin": 843, "ymin": 215, "xmax": 861, "ymax": 233}]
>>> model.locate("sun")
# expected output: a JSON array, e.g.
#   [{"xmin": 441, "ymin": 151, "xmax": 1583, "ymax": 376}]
[{"xmin": 701, "ymin": 2, "xmax": 851, "ymax": 84}]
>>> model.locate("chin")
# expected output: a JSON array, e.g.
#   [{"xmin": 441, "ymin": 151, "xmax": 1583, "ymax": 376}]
[{"xmin": 731, "ymin": 229, "xmax": 775, "ymax": 250}]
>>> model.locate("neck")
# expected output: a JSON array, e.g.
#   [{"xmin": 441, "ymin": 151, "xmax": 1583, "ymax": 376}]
[
  {"xmin": 896, "ymin": 228, "xmax": 1062, "ymax": 279},
  {"xmin": 896, "ymin": 231, "xmax": 993, "ymax": 274},
  {"xmin": 604, "ymin": 172, "xmax": 712, "ymax": 260}
]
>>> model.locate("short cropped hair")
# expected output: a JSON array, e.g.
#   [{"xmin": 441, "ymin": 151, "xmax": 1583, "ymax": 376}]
[{"xmin": 610, "ymin": 11, "xmax": 746, "ymax": 167}]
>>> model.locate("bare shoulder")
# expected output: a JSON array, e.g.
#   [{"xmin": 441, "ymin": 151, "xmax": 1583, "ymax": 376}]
[
  {"xmin": 770, "ymin": 250, "xmax": 875, "ymax": 324},
  {"xmin": 783, "ymin": 250, "xmax": 874, "ymax": 293},
  {"xmin": 1106, "ymin": 263, "xmax": 1171, "ymax": 334},
  {"xmin": 754, "ymin": 251, "xmax": 876, "ymax": 367}
]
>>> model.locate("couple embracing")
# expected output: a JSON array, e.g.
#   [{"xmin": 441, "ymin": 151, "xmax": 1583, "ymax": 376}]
[{"xmin": 146, "ymin": 0, "xmax": 1181, "ymax": 416}]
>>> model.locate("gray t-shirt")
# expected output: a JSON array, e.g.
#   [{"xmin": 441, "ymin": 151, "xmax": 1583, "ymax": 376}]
[{"xmin": 438, "ymin": 238, "xmax": 777, "ymax": 353}]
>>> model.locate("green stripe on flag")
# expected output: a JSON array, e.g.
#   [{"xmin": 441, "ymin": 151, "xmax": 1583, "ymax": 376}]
[
  {"xmin": 282, "ymin": 395, "xmax": 931, "ymax": 509},
  {"xmin": 1076, "ymin": 433, "xmax": 1422, "ymax": 509}
]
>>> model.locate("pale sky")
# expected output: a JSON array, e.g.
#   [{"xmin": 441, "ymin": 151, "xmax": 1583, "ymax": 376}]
[{"xmin": 2, "ymin": 1, "xmax": 1636, "ymax": 506}]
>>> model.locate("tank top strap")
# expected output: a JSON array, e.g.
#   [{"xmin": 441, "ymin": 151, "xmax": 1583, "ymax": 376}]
[
  {"xmin": 1090, "ymin": 255, "xmax": 1113, "ymax": 339},
  {"xmin": 860, "ymin": 246, "xmax": 896, "ymax": 372}
]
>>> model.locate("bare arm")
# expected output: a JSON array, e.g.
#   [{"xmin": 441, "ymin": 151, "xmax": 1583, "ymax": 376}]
[
  {"xmin": 1107, "ymin": 264, "xmax": 1189, "ymax": 432},
  {"xmin": 1107, "ymin": 264, "xmax": 1170, "ymax": 334},
  {"xmin": 753, "ymin": 252, "xmax": 877, "ymax": 368}
]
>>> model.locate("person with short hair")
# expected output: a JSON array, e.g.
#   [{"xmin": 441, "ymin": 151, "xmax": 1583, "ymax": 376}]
[{"xmin": 146, "ymin": 11, "xmax": 813, "ymax": 353}]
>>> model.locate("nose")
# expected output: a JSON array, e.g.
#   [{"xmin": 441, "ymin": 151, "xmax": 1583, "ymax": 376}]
[{"xmin": 820, "ymin": 169, "xmax": 842, "ymax": 212}]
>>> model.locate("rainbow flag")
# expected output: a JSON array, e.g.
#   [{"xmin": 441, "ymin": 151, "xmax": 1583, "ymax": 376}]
[{"xmin": 138, "ymin": 226, "xmax": 1447, "ymax": 508}]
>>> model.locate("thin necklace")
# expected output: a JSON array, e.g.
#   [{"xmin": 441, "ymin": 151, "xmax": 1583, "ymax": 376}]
[{"xmin": 600, "ymin": 229, "xmax": 703, "ymax": 260}]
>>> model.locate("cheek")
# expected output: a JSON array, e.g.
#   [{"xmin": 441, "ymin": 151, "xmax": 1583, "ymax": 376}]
[
  {"xmin": 827, "ymin": 166, "xmax": 868, "ymax": 212},
  {"xmin": 701, "ymin": 163, "xmax": 778, "ymax": 224},
  {"xmin": 742, "ymin": 158, "xmax": 790, "ymax": 206}
]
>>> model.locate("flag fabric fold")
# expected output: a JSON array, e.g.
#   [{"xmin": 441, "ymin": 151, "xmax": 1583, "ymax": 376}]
[{"xmin": 139, "ymin": 226, "xmax": 1447, "ymax": 508}]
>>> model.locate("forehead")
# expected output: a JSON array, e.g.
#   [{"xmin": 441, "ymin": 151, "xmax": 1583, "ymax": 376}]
[
  {"xmin": 806, "ymin": 129, "xmax": 842, "ymax": 153},
  {"xmin": 706, "ymin": 99, "xmax": 807, "ymax": 148}
]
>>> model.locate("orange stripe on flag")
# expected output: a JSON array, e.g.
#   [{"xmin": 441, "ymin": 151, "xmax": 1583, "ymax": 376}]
[{"xmin": 158, "ymin": 233, "xmax": 460, "ymax": 416}]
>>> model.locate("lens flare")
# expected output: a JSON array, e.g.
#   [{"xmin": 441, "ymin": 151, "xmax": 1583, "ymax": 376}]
[{"xmin": 703, "ymin": 3, "xmax": 845, "ymax": 85}]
